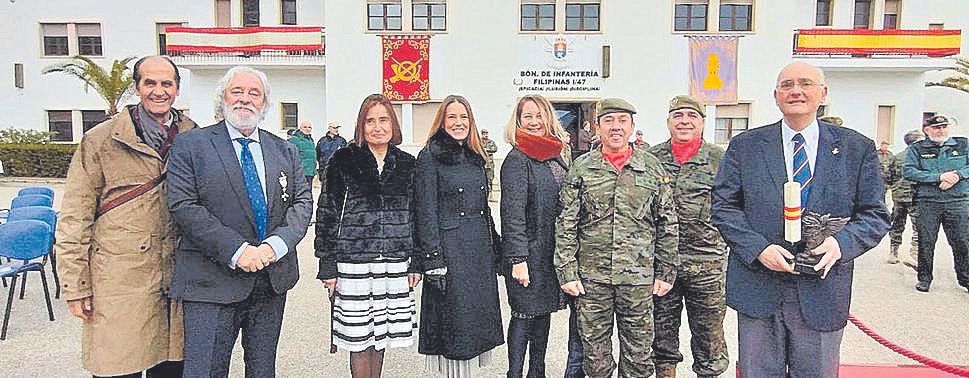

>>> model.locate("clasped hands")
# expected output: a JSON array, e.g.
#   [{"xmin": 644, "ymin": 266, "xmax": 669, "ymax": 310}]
[
  {"xmin": 939, "ymin": 171, "xmax": 960, "ymax": 191},
  {"xmin": 758, "ymin": 236, "xmax": 841, "ymax": 279},
  {"xmin": 237, "ymin": 244, "xmax": 277, "ymax": 272},
  {"xmin": 560, "ymin": 278, "xmax": 673, "ymax": 297}
]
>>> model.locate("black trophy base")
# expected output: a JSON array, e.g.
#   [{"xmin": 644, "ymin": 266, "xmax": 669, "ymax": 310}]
[{"xmin": 787, "ymin": 241, "xmax": 824, "ymax": 279}]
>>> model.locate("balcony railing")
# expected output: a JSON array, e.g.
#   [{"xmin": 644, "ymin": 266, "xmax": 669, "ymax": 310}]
[
  {"xmin": 165, "ymin": 26, "xmax": 324, "ymax": 64},
  {"xmin": 793, "ymin": 29, "xmax": 961, "ymax": 57}
]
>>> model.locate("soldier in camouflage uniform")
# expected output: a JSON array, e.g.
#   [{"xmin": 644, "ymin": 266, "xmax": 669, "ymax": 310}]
[
  {"xmin": 647, "ymin": 95, "xmax": 728, "ymax": 378},
  {"xmin": 555, "ymin": 97, "xmax": 679, "ymax": 378},
  {"xmin": 481, "ymin": 129, "xmax": 498, "ymax": 190},
  {"xmin": 886, "ymin": 129, "xmax": 923, "ymax": 266},
  {"xmin": 878, "ymin": 141, "xmax": 894, "ymax": 196}
]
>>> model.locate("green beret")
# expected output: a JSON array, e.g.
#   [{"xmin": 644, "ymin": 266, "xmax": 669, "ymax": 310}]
[
  {"xmin": 668, "ymin": 95, "xmax": 705, "ymax": 118},
  {"xmin": 596, "ymin": 98, "xmax": 637, "ymax": 119}
]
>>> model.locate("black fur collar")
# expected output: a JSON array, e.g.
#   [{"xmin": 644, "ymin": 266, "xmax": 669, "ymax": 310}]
[
  {"xmin": 427, "ymin": 130, "xmax": 485, "ymax": 167},
  {"xmin": 337, "ymin": 143, "xmax": 401, "ymax": 185}
]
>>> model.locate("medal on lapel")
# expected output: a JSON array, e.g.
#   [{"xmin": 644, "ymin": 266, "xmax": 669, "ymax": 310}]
[{"xmin": 279, "ymin": 171, "xmax": 289, "ymax": 202}]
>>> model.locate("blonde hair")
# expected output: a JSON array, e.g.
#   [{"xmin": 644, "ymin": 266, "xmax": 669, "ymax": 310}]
[
  {"xmin": 504, "ymin": 94, "xmax": 568, "ymax": 146},
  {"xmin": 427, "ymin": 95, "xmax": 487, "ymax": 158}
]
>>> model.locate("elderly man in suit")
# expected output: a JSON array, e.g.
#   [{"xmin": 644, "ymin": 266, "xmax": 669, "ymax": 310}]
[
  {"xmin": 711, "ymin": 61, "xmax": 890, "ymax": 377},
  {"xmin": 166, "ymin": 66, "xmax": 313, "ymax": 377}
]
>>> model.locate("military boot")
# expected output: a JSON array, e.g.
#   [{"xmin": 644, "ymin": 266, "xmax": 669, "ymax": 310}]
[
  {"xmin": 886, "ymin": 245, "xmax": 899, "ymax": 264},
  {"xmin": 654, "ymin": 364, "xmax": 676, "ymax": 378}
]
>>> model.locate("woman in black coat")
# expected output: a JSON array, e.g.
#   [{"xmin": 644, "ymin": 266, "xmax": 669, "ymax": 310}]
[
  {"xmin": 316, "ymin": 94, "xmax": 422, "ymax": 378},
  {"xmin": 500, "ymin": 94, "xmax": 570, "ymax": 378},
  {"xmin": 415, "ymin": 95, "xmax": 504, "ymax": 377}
]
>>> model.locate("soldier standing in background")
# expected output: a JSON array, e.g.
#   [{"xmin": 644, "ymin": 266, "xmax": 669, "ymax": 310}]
[
  {"xmin": 555, "ymin": 97, "xmax": 679, "ymax": 378},
  {"xmin": 648, "ymin": 95, "xmax": 729, "ymax": 378},
  {"xmin": 481, "ymin": 129, "xmax": 498, "ymax": 191},
  {"xmin": 885, "ymin": 129, "xmax": 923, "ymax": 266},
  {"xmin": 878, "ymin": 141, "xmax": 894, "ymax": 197}
]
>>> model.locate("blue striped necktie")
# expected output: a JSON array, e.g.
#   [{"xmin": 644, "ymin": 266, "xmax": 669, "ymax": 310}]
[
  {"xmin": 792, "ymin": 133, "xmax": 813, "ymax": 206},
  {"xmin": 235, "ymin": 138, "xmax": 268, "ymax": 239}
]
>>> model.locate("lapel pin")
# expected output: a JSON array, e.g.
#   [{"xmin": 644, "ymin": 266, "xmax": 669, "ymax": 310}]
[
  {"xmin": 832, "ymin": 148, "xmax": 839, "ymax": 155},
  {"xmin": 279, "ymin": 171, "xmax": 290, "ymax": 202}
]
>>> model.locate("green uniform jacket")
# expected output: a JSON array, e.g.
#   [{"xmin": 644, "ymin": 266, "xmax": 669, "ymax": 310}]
[
  {"xmin": 886, "ymin": 152, "xmax": 916, "ymax": 203},
  {"xmin": 554, "ymin": 146, "xmax": 679, "ymax": 286},
  {"xmin": 878, "ymin": 150, "xmax": 893, "ymax": 187},
  {"xmin": 288, "ymin": 132, "xmax": 317, "ymax": 177},
  {"xmin": 648, "ymin": 140, "xmax": 727, "ymax": 266},
  {"xmin": 902, "ymin": 137, "xmax": 969, "ymax": 202}
]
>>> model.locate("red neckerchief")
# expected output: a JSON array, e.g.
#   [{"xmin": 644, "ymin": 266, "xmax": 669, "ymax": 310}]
[
  {"xmin": 602, "ymin": 147, "xmax": 633, "ymax": 172},
  {"xmin": 516, "ymin": 128, "xmax": 564, "ymax": 161},
  {"xmin": 671, "ymin": 137, "xmax": 702, "ymax": 164}
]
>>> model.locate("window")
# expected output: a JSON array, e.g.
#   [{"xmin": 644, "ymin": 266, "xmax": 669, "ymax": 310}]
[
  {"xmin": 281, "ymin": 103, "xmax": 298, "ymax": 130},
  {"xmin": 368, "ymin": 2, "xmax": 402, "ymax": 31},
  {"xmin": 715, "ymin": 103, "xmax": 749, "ymax": 144},
  {"xmin": 48, "ymin": 110, "xmax": 73, "ymax": 142},
  {"xmin": 928, "ymin": 23, "xmax": 944, "ymax": 30},
  {"xmin": 883, "ymin": 0, "xmax": 900, "ymax": 30},
  {"xmin": 81, "ymin": 110, "xmax": 106, "ymax": 133},
  {"xmin": 876, "ymin": 105, "xmax": 895, "ymax": 145},
  {"xmin": 854, "ymin": 0, "xmax": 872, "ymax": 29},
  {"xmin": 412, "ymin": 102, "xmax": 441, "ymax": 144},
  {"xmin": 215, "ymin": 0, "xmax": 231, "ymax": 27},
  {"xmin": 243, "ymin": 0, "xmax": 260, "ymax": 27},
  {"xmin": 281, "ymin": 0, "xmax": 298, "ymax": 25},
  {"xmin": 674, "ymin": 3, "xmax": 708, "ymax": 31},
  {"xmin": 521, "ymin": 2, "xmax": 555, "ymax": 31},
  {"xmin": 816, "ymin": 0, "xmax": 832, "ymax": 26},
  {"xmin": 41, "ymin": 23, "xmax": 69, "ymax": 56},
  {"xmin": 157, "ymin": 23, "xmax": 183, "ymax": 55},
  {"xmin": 413, "ymin": 2, "xmax": 446, "ymax": 31},
  {"xmin": 565, "ymin": 2, "xmax": 600, "ymax": 31},
  {"xmin": 76, "ymin": 24, "xmax": 102, "ymax": 56},
  {"xmin": 719, "ymin": 2, "xmax": 752, "ymax": 31},
  {"xmin": 14, "ymin": 63, "xmax": 24, "ymax": 89}
]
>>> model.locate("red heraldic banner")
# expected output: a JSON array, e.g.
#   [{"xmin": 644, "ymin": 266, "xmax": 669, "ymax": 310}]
[{"xmin": 382, "ymin": 35, "xmax": 430, "ymax": 101}]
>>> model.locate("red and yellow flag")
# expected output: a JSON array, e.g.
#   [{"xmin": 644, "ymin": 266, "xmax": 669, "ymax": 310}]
[{"xmin": 382, "ymin": 35, "xmax": 430, "ymax": 101}]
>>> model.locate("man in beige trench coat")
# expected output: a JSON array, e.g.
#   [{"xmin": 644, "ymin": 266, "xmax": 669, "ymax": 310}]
[{"xmin": 55, "ymin": 56, "xmax": 196, "ymax": 378}]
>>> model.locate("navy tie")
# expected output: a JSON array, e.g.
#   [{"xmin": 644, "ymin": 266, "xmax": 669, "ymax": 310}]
[
  {"xmin": 792, "ymin": 133, "xmax": 813, "ymax": 206},
  {"xmin": 235, "ymin": 138, "xmax": 268, "ymax": 239}
]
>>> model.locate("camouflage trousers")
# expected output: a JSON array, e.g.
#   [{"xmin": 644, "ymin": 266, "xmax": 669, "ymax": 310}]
[
  {"xmin": 652, "ymin": 260, "xmax": 729, "ymax": 377},
  {"xmin": 890, "ymin": 200, "xmax": 919, "ymax": 253},
  {"xmin": 575, "ymin": 281, "xmax": 654, "ymax": 378}
]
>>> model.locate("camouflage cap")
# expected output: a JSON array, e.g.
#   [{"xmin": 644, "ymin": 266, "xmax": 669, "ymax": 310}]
[
  {"xmin": 596, "ymin": 98, "xmax": 637, "ymax": 119},
  {"xmin": 668, "ymin": 95, "xmax": 705, "ymax": 118},
  {"xmin": 819, "ymin": 115, "xmax": 844, "ymax": 126},
  {"xmin": 923, "ymin": 114, "xmax": 951, "ymax": 128}
]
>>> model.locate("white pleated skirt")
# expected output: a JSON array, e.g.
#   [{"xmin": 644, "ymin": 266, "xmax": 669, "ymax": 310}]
[{"xmin": 332, "ymin": 257, "xmax": 416, "ymax": 352}]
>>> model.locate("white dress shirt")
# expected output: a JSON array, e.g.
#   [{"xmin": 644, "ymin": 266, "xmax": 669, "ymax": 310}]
[
  {"xmin": 225, "ymin": 122, "xmax": 289, "ymax": 268},
  {"xmin": 781, "ymin": 118, "xmax": 820, "ymax": 182}
]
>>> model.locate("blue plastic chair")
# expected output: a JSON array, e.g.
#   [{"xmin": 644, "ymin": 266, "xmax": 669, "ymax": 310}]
[
  {"xmin": 0, "ymin": 220, "xmax": 55, "ymax": 340},
  {"xmin": 6, "ymin": 207, "xmax": 59, "ymax": 299},
  {"xmin": 16, "ymin": 187, "xmax": 54, "ymax": 199},
  {"xmin": 10, "ymin": 195, "xmax": 53, "ymax": 209}
]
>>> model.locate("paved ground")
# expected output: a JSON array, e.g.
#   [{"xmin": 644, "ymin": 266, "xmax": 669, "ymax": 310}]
[{"xmin": 0, "ymin": 180, "xmax": 966, "ymax": 377}]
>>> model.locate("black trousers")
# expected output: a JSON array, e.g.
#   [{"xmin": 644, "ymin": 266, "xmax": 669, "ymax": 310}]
[
  {"xmin": 915, "ymin": 199, "xmax": 969, "ymax": 287},
  {"xmin": 93, "ymin": 361, "xmax": 183, "ymax": 378},
  {"xmin": 182, "ymin": 277, "xmax": 287, "ymax": 378}
]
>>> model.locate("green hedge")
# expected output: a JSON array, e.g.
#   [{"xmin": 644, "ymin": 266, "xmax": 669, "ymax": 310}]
[{"xmin": 0, "ymin": 143, "xmax": 77, "ymax": 178}]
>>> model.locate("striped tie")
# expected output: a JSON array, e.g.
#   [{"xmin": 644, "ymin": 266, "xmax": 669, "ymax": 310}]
[{"xmin": 792, "ymin": 133, "xmax": 813, "ymax": 206}]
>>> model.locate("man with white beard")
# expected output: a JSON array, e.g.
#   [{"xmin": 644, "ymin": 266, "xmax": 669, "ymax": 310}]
[
  {"xmin": 902, "ymin": 115, "xmax": 969, "ymax": 294},
  {"xmin": 165, "ymin": 66, "xmax": 313, "ymax": 376}
]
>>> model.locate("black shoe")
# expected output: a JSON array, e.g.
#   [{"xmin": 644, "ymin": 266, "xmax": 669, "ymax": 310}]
[{"xmin": 915, "ymin": 281, "xmax": 930, "ymax": 292}]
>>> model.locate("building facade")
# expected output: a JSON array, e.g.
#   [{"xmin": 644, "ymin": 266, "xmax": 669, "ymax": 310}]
[{"xmin": 2, "ymin": 0, "xmax": 966, "ymax": 157}]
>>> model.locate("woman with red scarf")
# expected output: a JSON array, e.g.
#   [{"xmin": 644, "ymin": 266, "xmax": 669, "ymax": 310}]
[{"xmin": 499, "ymin": 94, "xmax": 572, "ymax": 377}]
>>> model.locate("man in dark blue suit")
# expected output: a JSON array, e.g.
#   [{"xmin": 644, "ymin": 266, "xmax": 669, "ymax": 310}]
[
  {"xmin": 166, "ymin": 66, "xmax": 313, "ymax": 377},
  {"xmin": 711, "ymin": 62, "xmax": 890, "ymax": 377}
]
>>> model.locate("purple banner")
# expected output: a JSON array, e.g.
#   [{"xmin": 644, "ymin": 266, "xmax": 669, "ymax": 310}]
[{"xmin": 689, "ymin": 36, "xmax": 739, "ymax": 104}]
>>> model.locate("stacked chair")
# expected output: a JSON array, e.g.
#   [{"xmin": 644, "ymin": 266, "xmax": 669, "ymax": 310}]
[{"xmin": 0, "ymin": 186, "xmax": 58, "ymax": 340}]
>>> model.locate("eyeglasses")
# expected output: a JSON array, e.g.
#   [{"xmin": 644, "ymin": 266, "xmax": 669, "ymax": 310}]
[{"xmin": 777, "ymin": 79, "xmax": 823, "ymax": 92}]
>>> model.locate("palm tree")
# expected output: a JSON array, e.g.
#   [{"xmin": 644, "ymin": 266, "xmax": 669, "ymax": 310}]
[
  {"xmin": 42, "ymin": 56, "xmax": 136, "ymax": 115},
  {"xmin": 925, "ymin": 56, "xmax": 969, "ymax": 94}
]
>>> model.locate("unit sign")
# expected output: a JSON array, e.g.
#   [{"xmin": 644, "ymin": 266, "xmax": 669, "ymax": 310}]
[{"xmin": 515, "ymin": 35, "xmax": 602, "ymax": 95}]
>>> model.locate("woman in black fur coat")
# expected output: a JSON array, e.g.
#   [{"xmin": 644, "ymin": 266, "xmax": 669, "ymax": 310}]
[
  {"xmin": 315, "ymin": 94, "xmax": 421, "ymax": 378},
  {"xmin": 415, "ymin": 95, "xmax": 504, "ymax": 377}
]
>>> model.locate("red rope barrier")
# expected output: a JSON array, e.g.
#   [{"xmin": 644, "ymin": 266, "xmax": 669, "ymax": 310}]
[{"xmin": 848, "ymin": 313, "xmax": 969, "ymax": 377}]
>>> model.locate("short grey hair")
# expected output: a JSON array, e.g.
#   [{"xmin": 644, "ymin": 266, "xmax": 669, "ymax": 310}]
[{"xmin": 213, "ymin": 66, "xmax": 272, "ymax": 121}]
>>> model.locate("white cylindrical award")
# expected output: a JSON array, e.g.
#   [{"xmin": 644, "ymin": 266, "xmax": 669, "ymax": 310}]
[{"xmin": 784, "ymin": 181, "xmax": 801, "ymax": 243}]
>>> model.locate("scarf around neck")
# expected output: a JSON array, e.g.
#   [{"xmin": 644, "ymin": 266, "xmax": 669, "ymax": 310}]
[
  {"xmin": 671, "ymin": 137, "xmax": 702, "ymax": 164},
  {"xmin": 515, "ymin": 128, "xmax": 564, "ymax": 161}
]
